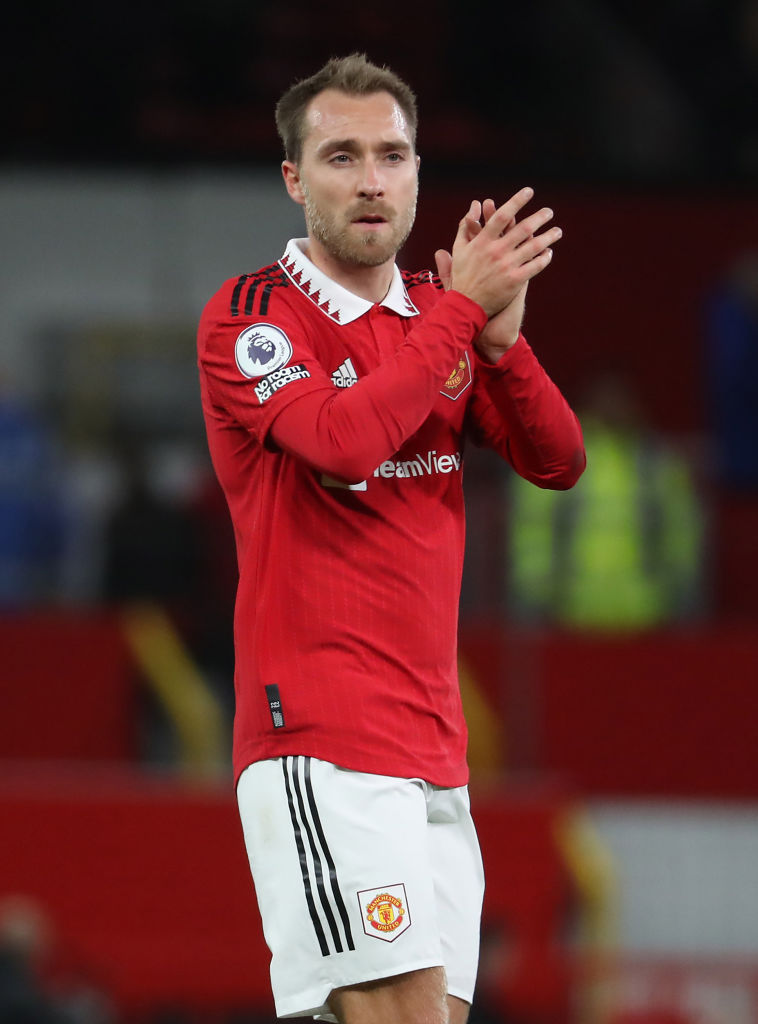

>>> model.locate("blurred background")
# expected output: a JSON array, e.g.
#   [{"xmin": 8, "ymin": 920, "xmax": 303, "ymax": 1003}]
[{"xmin": 1, "ymin": 1, "xmax": 757, "ymax": 1022}]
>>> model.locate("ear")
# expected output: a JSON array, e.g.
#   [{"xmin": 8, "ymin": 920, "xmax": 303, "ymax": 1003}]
[{"xmin": 282, "ymin": 161, "xmax": 306, "ymax": 206}]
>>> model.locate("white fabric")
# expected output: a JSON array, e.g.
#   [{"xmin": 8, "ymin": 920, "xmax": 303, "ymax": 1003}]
[
  {"xmin": 279, "ymin": 239, "xmax": 421, "ymax": 325},
  {"xmin": 237, "ymin": 756, "xmax": 484, "ymax": 1019}
]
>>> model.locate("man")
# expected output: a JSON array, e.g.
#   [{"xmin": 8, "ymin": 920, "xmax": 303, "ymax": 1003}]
[{"xmin": 198, "ymin": 54, "xmax": 584, "ymax": 1024}]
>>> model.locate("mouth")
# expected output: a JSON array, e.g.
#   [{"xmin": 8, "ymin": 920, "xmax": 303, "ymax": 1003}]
[{"xmin": 351, "ymin": 213, "xmax": 388, "ymax": 225}]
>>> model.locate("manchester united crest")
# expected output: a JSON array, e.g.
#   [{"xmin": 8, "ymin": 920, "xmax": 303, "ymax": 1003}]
[
  {"xmin": 440, "ymin": 351, "xmax": 472, "ymax": 400},
  {"xmin": 358, "ymin": 883, "xmax": 411, "ymax": 942}
]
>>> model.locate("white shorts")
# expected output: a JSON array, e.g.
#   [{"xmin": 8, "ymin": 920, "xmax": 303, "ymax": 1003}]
[{"xmin": 236, "ymin": 756, "xmax": 484, "ymax": 1020}]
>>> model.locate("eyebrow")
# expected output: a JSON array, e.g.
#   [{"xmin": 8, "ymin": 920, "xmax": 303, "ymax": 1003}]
[{"xmin": 314, "ymin": 137, "xmax": 413, "ymax": 158}]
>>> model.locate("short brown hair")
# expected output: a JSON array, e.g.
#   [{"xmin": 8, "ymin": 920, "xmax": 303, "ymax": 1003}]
[{"xmin": 275, "ymin": 53, "xmax": 418, "ymax": 164}]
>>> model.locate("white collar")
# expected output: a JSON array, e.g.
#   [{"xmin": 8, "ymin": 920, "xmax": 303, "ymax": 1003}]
[{"xmin": 278, "ymin": 238, "xmax": 420, "ymax": 325}]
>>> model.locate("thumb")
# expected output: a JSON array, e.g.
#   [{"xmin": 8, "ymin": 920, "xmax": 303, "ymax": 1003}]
[{"xmin": 434, "ymin": 249, "xmax": 453, "ymax": 290}]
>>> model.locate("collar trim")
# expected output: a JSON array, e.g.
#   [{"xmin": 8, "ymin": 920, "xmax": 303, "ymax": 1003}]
[{"xmin": 279, "ymin": 239, "xmax": 420, "ymax": 325}]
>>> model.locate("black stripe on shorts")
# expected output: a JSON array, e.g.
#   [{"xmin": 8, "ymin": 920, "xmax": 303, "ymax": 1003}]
[
  {"xmin": 282, "ymin": 756, "xmax": 355, "ymax": 956},
  {"xmin": 302, "ymin": 758, "xmax": 355, "ymax": 950}
]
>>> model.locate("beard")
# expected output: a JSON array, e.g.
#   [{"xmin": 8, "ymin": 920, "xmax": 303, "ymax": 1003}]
[{"xmin": 301, "ymin": 181, "xmax": 417, "ymax": 268}]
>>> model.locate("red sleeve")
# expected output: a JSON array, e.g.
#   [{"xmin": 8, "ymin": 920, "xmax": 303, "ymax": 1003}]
[
  {"xmin": 199, "ymin": 285, "xmax": 329, "ymax": 444},
  {"xmin": 467, "ymin": 334, "xmax": 586, "ymax": 489},
  {"xmin": 199, "ymin": 285, "xmax": 487, "ymax": 485},
  {"xmin": 269, "ymin": 291, "xmax": 486, "ymax": 482}
]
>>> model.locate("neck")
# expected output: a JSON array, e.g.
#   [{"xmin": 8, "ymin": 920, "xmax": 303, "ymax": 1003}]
[{"xmin": 304, "ymin": 235, "xmax": 395, "ymax": 304}]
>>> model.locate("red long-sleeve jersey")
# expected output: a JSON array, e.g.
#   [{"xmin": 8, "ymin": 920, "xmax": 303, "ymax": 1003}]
[{"xmin": 198, "ymin": 239, "xmax": 585, "ymax": 786}]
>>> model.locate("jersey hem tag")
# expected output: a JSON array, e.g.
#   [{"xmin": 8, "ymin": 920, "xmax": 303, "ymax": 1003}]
[{"xmin": 265, "ymin": 684, "xmax": 286, "ymax": 728}]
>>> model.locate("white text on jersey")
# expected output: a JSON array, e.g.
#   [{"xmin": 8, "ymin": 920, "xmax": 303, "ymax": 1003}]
[{"xmin": 373, "ymin": 450, "xmax": 463, "ymax": 479}]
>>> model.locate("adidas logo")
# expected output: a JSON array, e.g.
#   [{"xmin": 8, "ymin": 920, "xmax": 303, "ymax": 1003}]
[{"xmin": 331, "ymin": 357, "xmax": 358, "ymax": 388}]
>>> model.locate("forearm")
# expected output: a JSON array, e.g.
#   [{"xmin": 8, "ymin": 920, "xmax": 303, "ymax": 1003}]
[
  {"xmin": 473, "ymin": 337, "xmax": 586, "ymax": 489},
  {"xmin": 270, "ymin": 290, "xmax": 486, "ymax": 482}
]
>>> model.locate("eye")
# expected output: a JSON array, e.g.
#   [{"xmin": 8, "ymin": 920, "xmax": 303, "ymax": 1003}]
[
  {"xmin": 385, "ymin": 152, "xmax": 404, "ymax": 162},
  {"xmin": 329, "ymin": 153, "xmax": 351, "ymax": 164}
]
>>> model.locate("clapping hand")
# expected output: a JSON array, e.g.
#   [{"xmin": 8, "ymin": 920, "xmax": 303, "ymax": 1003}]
[{"xmin": 434, "ymin": 188, "xmax": 562, "ymax": 361}]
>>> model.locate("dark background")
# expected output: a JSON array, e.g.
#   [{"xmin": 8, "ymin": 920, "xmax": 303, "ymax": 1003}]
[{"xmin": 4, "ymin": 0, "xmax": 756, "ymax": 186}]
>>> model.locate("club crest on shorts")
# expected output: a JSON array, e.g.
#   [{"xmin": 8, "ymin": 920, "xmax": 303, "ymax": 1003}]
[
  {"xmin": 235, "ymin": 323, "xmax": 293, "ymax": 378},
  {"xmin": 357, "ymin": 883, "xmax": 411, "ymax": 942}
]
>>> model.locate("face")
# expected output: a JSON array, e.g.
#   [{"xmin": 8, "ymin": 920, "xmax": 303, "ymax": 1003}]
[{"xmin": 282, "ymin": 89, "xmax": 419, "ymax": 269}]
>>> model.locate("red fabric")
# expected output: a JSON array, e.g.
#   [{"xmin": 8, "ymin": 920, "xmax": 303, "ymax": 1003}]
[{"xmin": 198, "ymin": 253, "xmax": 584, "ymax": 786}]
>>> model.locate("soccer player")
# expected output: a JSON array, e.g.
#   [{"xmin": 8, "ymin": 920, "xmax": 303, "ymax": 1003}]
[{"xmin": 198, "ymin": 54, "xmax": 585, "ymax": 1024}]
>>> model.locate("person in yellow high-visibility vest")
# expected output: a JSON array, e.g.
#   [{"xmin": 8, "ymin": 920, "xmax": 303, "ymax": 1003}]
[{"xmin": 507, "ymin": 373, "xmax": 704, "ymax": 630}]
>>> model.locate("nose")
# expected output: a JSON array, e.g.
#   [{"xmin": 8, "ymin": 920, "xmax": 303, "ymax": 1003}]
[{"xmin": 358, "ymin": 160, "xmax": 384, "ymax": 198}]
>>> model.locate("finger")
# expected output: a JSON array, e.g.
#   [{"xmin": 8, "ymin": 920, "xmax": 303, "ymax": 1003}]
[
  {"xmin": 434, "ymin": 248, "xmax": 453, "ymax": 290},
  {"xmin": 482, "ymin": 198, "xmax": 497, "ymax": 222},
  {"xmin": 482, "ymin": 198, "xmax": 517, "ymax": 237},
  {"xmin": 482, "ymin": 186, "xmax": 534, "ymax": 236},
  {"xmin": 454, "ymin": 200, "xmax": 479, "ymax": 239},
  {"xmin": 464, "ymin": 200, "xmax": 483, "ymax": 237},
  {"xmin": 515, "ymin": 245, "xmax": 556, "ymax": 283},
  {"xmin": 513, "ymin": 225, "xmax": 563, "ymax": 265},
  {"xmin": 453, "ymin": 200, "xmax": 484, "ymax": 253},
  {"xmin": 452, "ymin": 201, "xmax": 477, "ymax": 251},
  {"xmin": 460, "ymin": 199, "xmax": 481, "ymax": 226},
  {"xmin": 507, "ymin": 206, "xmax": 556, "ymax": 248}
]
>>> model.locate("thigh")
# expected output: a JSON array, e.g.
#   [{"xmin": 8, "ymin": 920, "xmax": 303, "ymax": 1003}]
[
  {"xmin": 328, "ymin": 966, "xmax": 448, "ymax": 1024},
  {"xmin": 237, "ymin": 757, "xmax": 446, "ymax": 1021},
  {"xmin": 428, "ymin": 785, "xmax": 485, "ymax": 1005}
]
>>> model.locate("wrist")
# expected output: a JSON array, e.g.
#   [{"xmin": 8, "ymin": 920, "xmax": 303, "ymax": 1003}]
[
  {"xmin": 446, "ymin": 289, "xmax": 489, "ymax": 329},
  {"xmin": 475, "ymin": 332, "xmax": 519, "ymax": 364}
]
